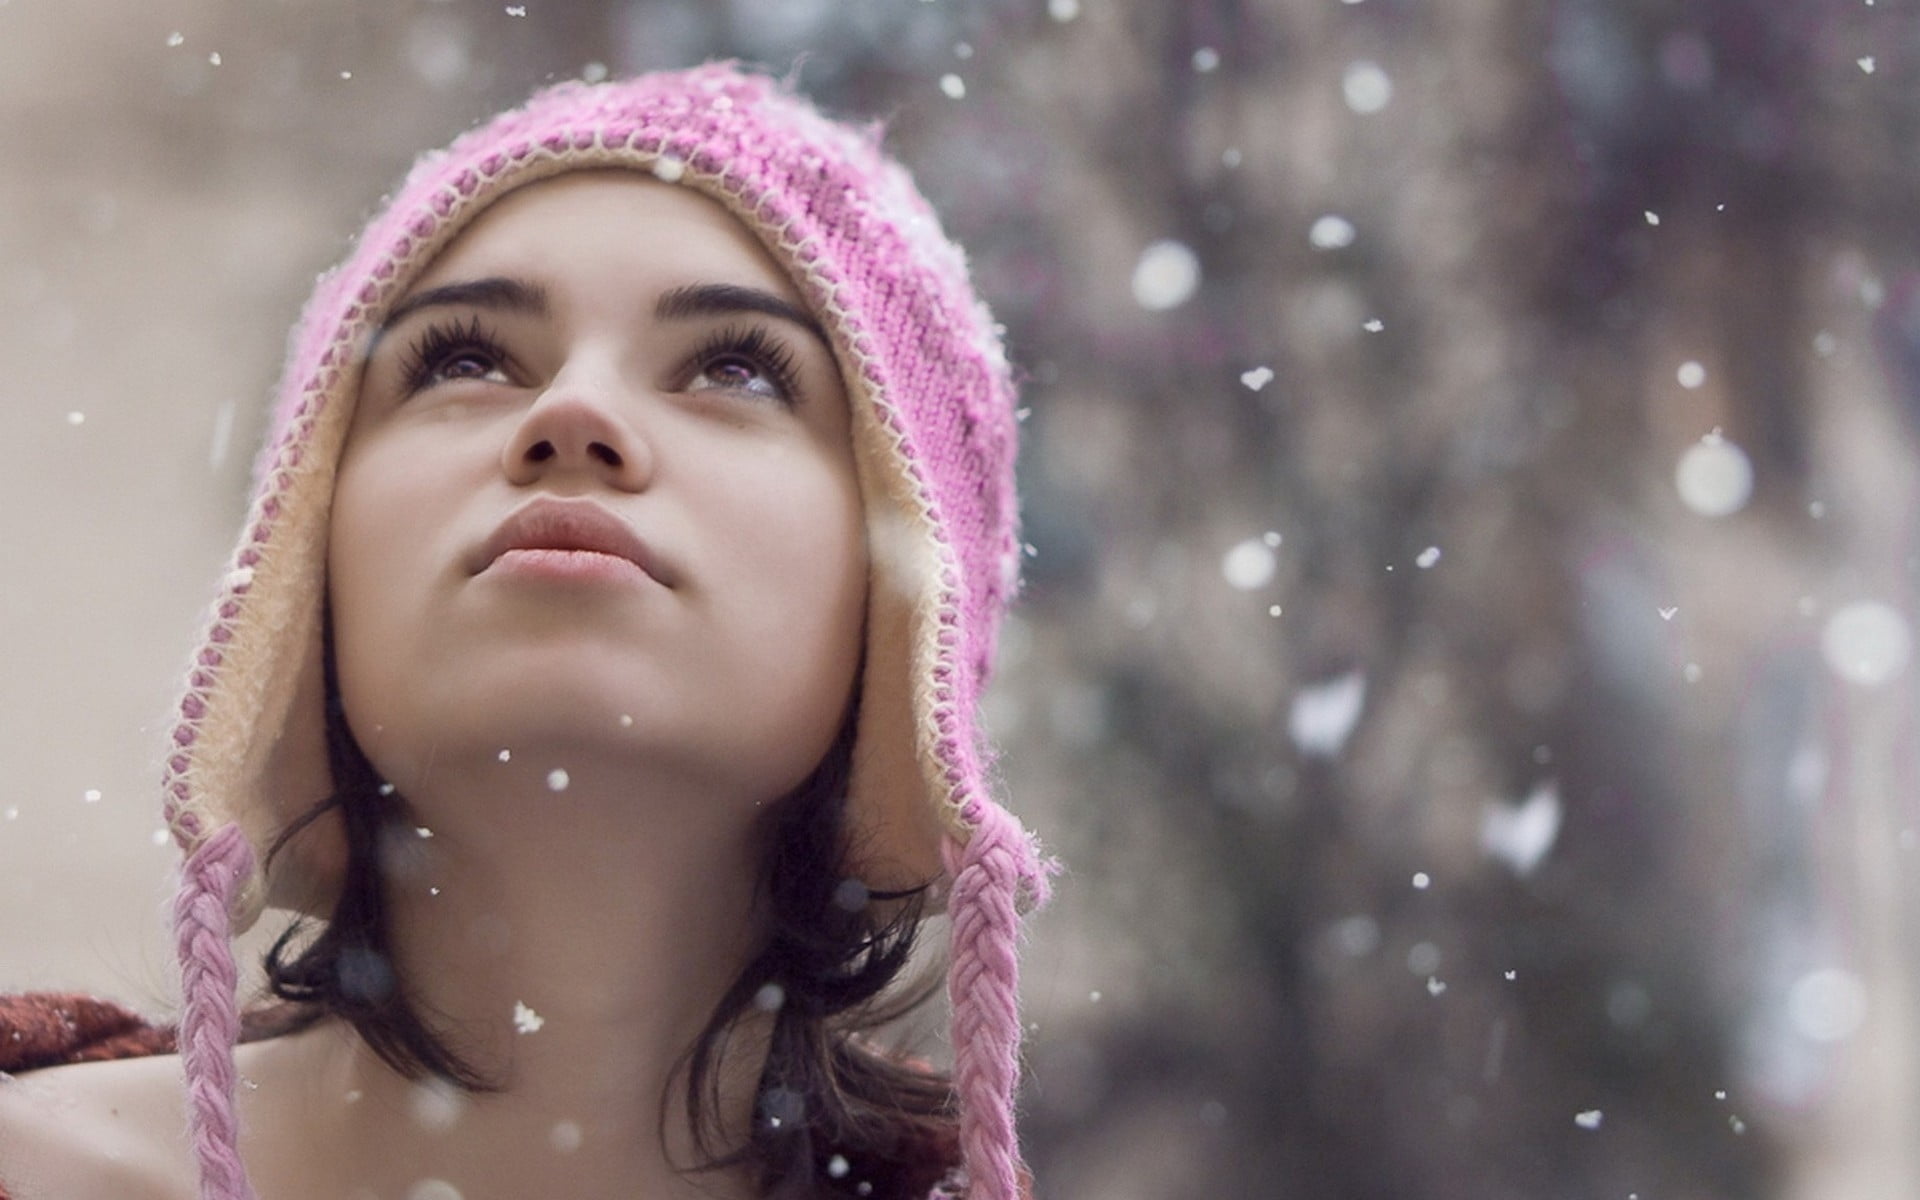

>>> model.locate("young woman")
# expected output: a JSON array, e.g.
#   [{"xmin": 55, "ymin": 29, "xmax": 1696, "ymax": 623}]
[{"xmin": 0, "ymin": 64, "xmax": 1050, "ymax": 1200}]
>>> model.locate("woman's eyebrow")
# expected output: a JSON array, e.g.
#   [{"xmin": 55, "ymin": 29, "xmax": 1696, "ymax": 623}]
[
  {"xmin": 371, "ymin": 277, "xmax": 833, "ymax": 354},
  {"xmin": 377, "ymin": 276, "xmax": 551, "ymax": 335},
  {"xmin": 656, "ymin": 282, "xmax": 831, "ymax": 352}
]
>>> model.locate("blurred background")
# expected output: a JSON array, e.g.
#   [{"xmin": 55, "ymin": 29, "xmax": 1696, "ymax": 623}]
[{"xmin": 3, "ymin": 0, "xmax": 1917, "ymax": 1196}]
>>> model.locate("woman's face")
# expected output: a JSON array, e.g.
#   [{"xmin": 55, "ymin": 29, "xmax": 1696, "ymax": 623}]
[{"xmin": 328, "ymin": 171, "xmax": 866, "ymax": 803}]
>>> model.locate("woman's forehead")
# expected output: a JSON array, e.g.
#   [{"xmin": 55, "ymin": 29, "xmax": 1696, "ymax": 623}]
[{"xmin": 403, "ymin": 169, "xmax": 807, "ymax": 311}]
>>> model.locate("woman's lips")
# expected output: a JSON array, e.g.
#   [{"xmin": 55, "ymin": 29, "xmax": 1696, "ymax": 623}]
[
  {"xmin": 474, "ymin": 496, "xmax": 670, "ymax": 586},
  {"xmin": 486, "ymin": 546, "xmax": 658, "ymax": 586}
]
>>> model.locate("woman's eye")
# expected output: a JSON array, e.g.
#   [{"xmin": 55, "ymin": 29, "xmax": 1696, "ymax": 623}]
[
  {"xmin": 692, "ymin": 354, "xmax": 785, "ymax": 399},
  {"xmin": 430, "ymin": 349, "xmax": 507, "ymax": 384},
  {"xmin": 686, "ymin": 326, "xmax": 802, "ymax": 406},
  {"xmin": 396, "ymin": 316, "xmax": 515, "ymax": 396}
]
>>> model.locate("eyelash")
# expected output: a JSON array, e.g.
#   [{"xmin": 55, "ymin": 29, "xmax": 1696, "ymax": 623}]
[
  {"xmin": 398, "ymin": 315, "xmax": 509, "ymax": 396},
  {"xmin": 393, "ymin": 318, "xmax": 804, "ymax": 407},
  {"xmin": 688, "ymin": 324, "xmax": 803, "ymax": 407}
]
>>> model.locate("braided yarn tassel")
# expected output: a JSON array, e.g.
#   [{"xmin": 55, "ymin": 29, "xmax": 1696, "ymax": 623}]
[
  {"xmin": 945, "ymin": 806, "xmax": 1047, "ymax": 1200},
  {"xmin": 172, "ymin": 822, "xmax": 260, "ymax": 1200}
]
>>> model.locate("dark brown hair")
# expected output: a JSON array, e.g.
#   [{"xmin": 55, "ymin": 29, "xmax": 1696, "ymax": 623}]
[{"xmin": 261, "ymin": 638, "xmax": 959, "ymax": 1198}]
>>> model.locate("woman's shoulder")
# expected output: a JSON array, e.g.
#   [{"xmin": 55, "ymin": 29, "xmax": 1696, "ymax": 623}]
[
  {"xmin": 0, "ymin": 1052, "xmax": 197, "ymax": 1200},
  {"xmin": 0, "ymin": 994, "xmax": 194, "ymax": 1200}
]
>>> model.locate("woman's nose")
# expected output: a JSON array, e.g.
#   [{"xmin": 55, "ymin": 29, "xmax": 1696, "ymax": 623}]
[{"xmin": 501, "ymin": 381, "xmax": 653, "ymax": 491}]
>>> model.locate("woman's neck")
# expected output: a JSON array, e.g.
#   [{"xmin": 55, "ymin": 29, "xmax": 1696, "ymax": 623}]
[{"xmin": 239, "ymin": 750, "xmax": 776, "ymax": 1200}]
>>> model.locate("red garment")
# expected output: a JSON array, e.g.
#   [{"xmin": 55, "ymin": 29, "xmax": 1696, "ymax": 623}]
[{"xmin": 0, "ymin": 993, "xmax": 175, "ymax": 1073}]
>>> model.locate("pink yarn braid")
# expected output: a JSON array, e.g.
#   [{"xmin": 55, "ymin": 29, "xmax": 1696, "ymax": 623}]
[
  {"xmin": 944, "ymin": 807, "xmax": 1047, "ymax": 1200},
  {"xmin": 172, "ymin": 822, "xmax": 260, "ymax": 1200}
]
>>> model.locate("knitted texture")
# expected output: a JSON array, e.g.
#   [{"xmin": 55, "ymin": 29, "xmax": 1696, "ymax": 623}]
[
  {"xmin": 0, "ymin": 994, "xmax": 176, "ymax": 1070},
  {"xmin": 165, "ymin": 64, "xmax": 1034, "ymax": 916},
  {"xmin": 172, "ymin": 824, "xmax": 257, "ymax": 1200},
  {"xmin": 161, "ymin": 63, "xmax": 1050, "ymax": 1200},
  {"xmin": 944, "ymin": 807, "xmax": 1047, "ymax": 1200}
]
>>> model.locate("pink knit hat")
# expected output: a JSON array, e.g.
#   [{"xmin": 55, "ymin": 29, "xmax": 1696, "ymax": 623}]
[{"xmin": 164, "ymin": 63, "xmax": 1050, "ymax": 1200}]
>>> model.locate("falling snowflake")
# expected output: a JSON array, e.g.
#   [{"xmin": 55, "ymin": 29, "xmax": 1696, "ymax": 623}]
[
  {"xmin": 1821, "ymin": 601, "xmax": 1911, "ymax": 686},
  {"xmin": 1289, "ymin": 671, "xmax": 1366, "ymax": 757},
  {"xmin": 1221, "ymin": 538, "xmax": 1277, "ymax": 590},
  {"xmin": 546, "ymin": 768, "xmax": 570, "ymax": 792},
  {"xmin": 832, "ymin": 878, "xmax": 871, "ymax": 911},
  {"xmin": 1342, "ymin": 61, "xmax": 1393, "ymax": 113},
  {"xmin": 1788, "ymin": 967, "xmax": 1867, "ymax": 1042},
  {"xmin": 1240, "ymin": 366, "xmax": 1275, "ymax": 391},
  {"xmin": 1309, "ymin": 215, "xmax": 1356, "ymax": 249},
  {"xmin": 513, "ymin": 1001, "xmax": 545, "ymax": 1033},
  {"xmin": 1480, "ymin": 781, "xmax": 1562, "ymax": 876},
  {"xmin": 1574, "ymin": 1109, "xmax": 1604, "ymax": 1130},
  {"xmin": 754, "ymin": 983, "xmax": 787, "ymax": 1013},
  {"xmin": 408, "ymin": 1079, "xmax": 465, "ymax": 1130},
  {"xmin": 1675, "ymin": 431, "xmax": 1753, "ymax": 517},
  {"xmin": 1131, "ymin": 240, "xmax": 1201, "ymax": 311}
]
